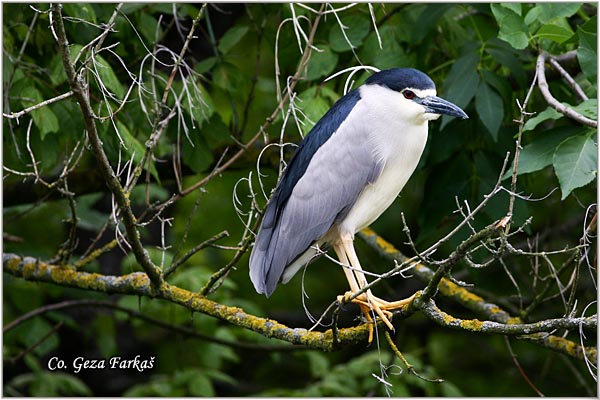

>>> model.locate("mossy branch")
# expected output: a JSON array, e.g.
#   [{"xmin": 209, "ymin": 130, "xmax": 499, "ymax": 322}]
[
  {"xmin": 358, "ymin": 228, "xmax": 597, "ymax": 363},
  {"xmin": 3, "ymin": 253, "xmax": 368, "ymax": 351}
]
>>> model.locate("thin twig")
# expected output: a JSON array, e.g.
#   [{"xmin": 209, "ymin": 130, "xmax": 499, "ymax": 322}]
[
  {"xmin": 165, "ymin": 230, "xmax": 230, "ymax": 278},
  {"xmin": 126, "ymin": 5, "xmax": 206, "ymax": 193},
  {"xmin": 504, "ymin": 336, "xmax": 545, "ymax": 396},
  {"xmin": 506, "ymin": 65, "xmax": 539, "ymax": 233},
  {"xmin": 384, "ymin": 331, "xmax": 443, "ymax": 383},
  {"xmin": 3, "ymin": 91, "xmax": 74, "ymax": 119},
  {"xmin": 10, "ymin": 321, "xmax": 64, "ymax": 364}
]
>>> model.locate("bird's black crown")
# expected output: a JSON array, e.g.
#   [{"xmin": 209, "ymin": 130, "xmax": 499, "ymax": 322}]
[{"xmin": 365, "ymin": 68, "xmax": 436, "ymax": 92}]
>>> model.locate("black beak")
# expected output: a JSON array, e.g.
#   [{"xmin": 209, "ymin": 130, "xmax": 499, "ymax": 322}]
[{"xmin": 420, "ymin": 96, "xmax": 468, "ymax": 119}]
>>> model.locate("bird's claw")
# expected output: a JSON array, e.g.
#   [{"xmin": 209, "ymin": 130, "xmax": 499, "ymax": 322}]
[{"xmin": 337, "ymin": 290, "xmax": 418, "ymax": 343}]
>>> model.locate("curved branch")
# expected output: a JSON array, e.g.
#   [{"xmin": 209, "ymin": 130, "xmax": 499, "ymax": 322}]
[{"xmin": 536, "ymin": 51, "xmax": 597, "ymax": 128}]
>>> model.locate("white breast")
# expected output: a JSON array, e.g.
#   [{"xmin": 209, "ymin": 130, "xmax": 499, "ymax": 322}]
[{"xmin": 336, "ymin": 84, "xmax": 430, "ymax": 236}]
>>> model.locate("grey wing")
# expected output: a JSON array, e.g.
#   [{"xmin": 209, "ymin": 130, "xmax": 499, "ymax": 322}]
[{"xmin": 249, "ymin": 131, "xmax": 383, "ymax": 296}]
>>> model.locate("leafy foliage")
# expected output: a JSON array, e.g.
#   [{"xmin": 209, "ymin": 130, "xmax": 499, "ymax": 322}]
[{"xmin": 3, "ymin": 3, "xmax": 597, "ymax": 397}]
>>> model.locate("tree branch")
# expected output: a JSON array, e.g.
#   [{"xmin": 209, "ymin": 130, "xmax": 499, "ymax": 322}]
[
  {"xmin": 419, "ymin": 297, "xmax": 595, "ymax": 335},
  {"xmin": 536, "ymin": 51, "xmax": 597, "ymax": 128},
  {"xmin": 3, "ymin": 253, "xmax": 370, "ymax": 351},
  {"xmin": 358, "ymin": 228, "xmax": 597, "ymax": 363},
  {"xmin": 50, "ymin": 3, "xmax": 162, "ymax": 287}
]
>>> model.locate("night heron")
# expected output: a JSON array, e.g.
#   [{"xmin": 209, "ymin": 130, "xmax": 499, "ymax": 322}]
[{"xmin": 249, "ymin": 68, "xmax": 468, "ymax": 340}]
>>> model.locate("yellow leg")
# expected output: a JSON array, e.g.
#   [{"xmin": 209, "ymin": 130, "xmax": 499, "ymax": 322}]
[
  {"xmin": 333, "ymin": 242, "xmax": 376, "ymax": 343},
  {"xmin": 333, "ymin": 234, "xmax": 416, "ymax": 342}
]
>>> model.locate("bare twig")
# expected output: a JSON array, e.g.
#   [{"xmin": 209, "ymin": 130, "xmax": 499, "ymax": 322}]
[
  {"xmin": 126, "ymin": 5, "xmax": 207, "ymax": 193},
  {"xmin": 165, "ymin": 230, "xmax": 230, "ymax": 278},
  {"xmin": 536, "ymin": 52, "xmax": 597, "ymax": 128},
  {"xmin": 549, "ymin": 54, "xmax": 588, "ymax": 101},
  {"xmin": 9, "ymin": 321, "xmax": 64, "ymax": 364},
  {"xmin": 3, "ymin": 91, "xmax": 74, "ymax": 120},
  {"xmin": 504, "ymin": 336, "xmax": 545, "ymax": 396},
  {"xmin": 507, "ymin": 66, "xmax": 539, "ymax": 232},
  {"xmin": 385, "ymin": 331, "xmax": 443, "ymax": 383}
]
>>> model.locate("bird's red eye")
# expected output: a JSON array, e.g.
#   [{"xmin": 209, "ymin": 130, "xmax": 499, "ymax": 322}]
[{"xmin": 403, "ymin": 90, "xmax": 415, "ymax": 100}]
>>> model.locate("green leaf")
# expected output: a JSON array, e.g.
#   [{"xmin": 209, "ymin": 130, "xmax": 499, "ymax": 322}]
[
  {"xmin": 412, "ymin": 4, "xmax": 453, "ymax": 42},
  {"xmin": 194, "ymin": 56, "xmax": 218, "ymax": 74},
  {"xmin": 218, "ymin": 25, "xmax": 249, "ymax": 54},
  {"xmin": 20, "ymin": 319, "xmax": 60, "ymax": 356},
  {"xmin": 25, "ymin": 372, "xmax": 92, "ymax": 396},
  {"xmin": 475, "ymin": 81, "xmax": 503, "ymax": 141},
  {"xmin": 572, "ymin": 98, "xmax": 597, "ymax": 119},
  {"xmin": 553, "ymin": 134, "xmax": 597, "ymax": 199},
  {"xmin": 75, "ymin": 193, "xmax": 110, "ymax": 231},
  {"xmin": 328, "ymin": 14, "xmax": 371, "ymax": 52},
  {"xmin": 201, "ymin": 115, "xmax": 232, "ymax": 147},
  {"xmin": 303, "ymin": 351, "xmax": 330, "ymax": 378},
  {"xmin": 578, "ymin": 45, "xmax": 597, "ymax": 82},
  {"xmin": 148, "ymin": 3, "xmax": 177, "ymax": 15},
  {"xmin": 91, "ymin": 314, "xmax": 118, "ymax": 358},
  {"xmin": 181, "ymin": 131, "xmax": 214, "ymax": 174},
  {"xmin": 502, "ymin": 127, "xmax": 576, "ymax": 179},
  {"xmin": 532, "ymin": 3, "xmax": 582, "ymax": 23},
  {"xmin": 19, "ymin": 86, "xmax": 59, "ymax": 139},
  {"xmin": 94, "ymin": 55, "xmax": 125, "ymax": 98},
  {"xmin": 485, "ymin": 39, "xmax": 527, "ymax": 86},
  {"xmin": 188, "ymin": 373, "xmax": 215, "ymax": 396},
  {"xmin": 501, "ymin": 3, "xmax": 522, "ymax": 15},
  {"xmin": 212, "ymin": 62, "xmax": 245, "ymax": 92},
  {"xmin": 535, "ymin": 19, "xmax": 575, "ymax": 43},
  {"xmin": 49, "ymin": 53, "xmax": 67, "ymax": 86},
  {"xmin": 577, "ymin": 16, "xmax": 597, "ymax": 81},
  {"xmin": 297, "ymin": 87, "xmax": 333, "ymax": 134},
  {"xmin": 481, "ymin": 70, "xmax": 513, "ymax": 102},
  {"xmin": 68, "ymin": 44, "xmax": 84, "ymax": 65},
  {"xmin": 523, "ymin": 100, "xmax": 597, "ymax": 132},
  {"xmin": 442, "ymin": 51, "xmax": 480, "ymax": 109},
  {"xmin": 120, "ymin": 3, "xmax": 146, "ymax": 14},
  {"xmin": 305, "ymin": 45, "xmax": 338, "ymax": 81},
  {"xmin": 523, "ymin": 107, "xmax": 563, "ymax": 131},
  {"xmin": 441, "ymin": 51, "xmax": 479, "ymax": 128},
  {"xmin": 524, "ymin": 5, "xmax": 543, "ymax": 26},
  {"xmin": 360, "ymin": 25, "xmax": 412, "ymax": 69},
  {"xmin": 63, "ymin": 3, "xmax": 97, "ymax": 23},
  {"xmin": 490, "ymin": 4, "xmax": 530, "ymax": 50}
]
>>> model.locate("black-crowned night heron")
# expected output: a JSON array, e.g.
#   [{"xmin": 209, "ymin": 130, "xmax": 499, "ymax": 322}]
[{"xmin": 249, "ymin": 68, "xmax": 468, "ymax": 341}]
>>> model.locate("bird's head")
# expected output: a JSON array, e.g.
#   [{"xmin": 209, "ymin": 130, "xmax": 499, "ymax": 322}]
[{"xmin": 364, "ymin": 68, "xmax": 468, "ymax": 123}]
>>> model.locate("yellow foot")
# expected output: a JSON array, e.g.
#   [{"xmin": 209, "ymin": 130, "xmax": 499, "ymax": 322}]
[{"xmin": 337, "ymin": 291, "xmax": 417, "ymax": 343}]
